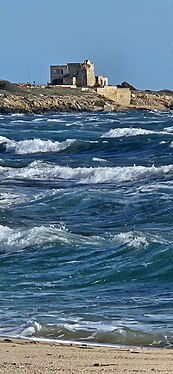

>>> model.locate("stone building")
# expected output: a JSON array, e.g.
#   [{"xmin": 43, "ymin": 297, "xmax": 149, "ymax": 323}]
[
  {"xmin": 96, "ymin": 86, "xmax": 131, "ymax": 106},
  {"xmin": 50, "ymin": 59, "xmax": 108, "ymax": 87},
  {"xmin": 95, "ymin": 76, "xmax": 108, "ymax": 87}
]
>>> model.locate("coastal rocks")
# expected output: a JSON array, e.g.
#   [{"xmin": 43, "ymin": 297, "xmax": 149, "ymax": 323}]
[
  {"xmin": 0, "ymin": 92, "xmax": 117, "ymax": 114},
  {"xmin": 130, "ymin": 91, "xmax": 173, "ymax": 110},
  {"xmin": 0, "ymin": 95, "xmax": 31, "ymax": 113},
  {"xmin": 0, "ymin": 83, "xmax": 173, "ymax": 113}
]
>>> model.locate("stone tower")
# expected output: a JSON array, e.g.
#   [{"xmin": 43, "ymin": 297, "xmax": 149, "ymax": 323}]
[{"xmin": 83, "ymin": 60, "xmax": 95, "ymax": 87}]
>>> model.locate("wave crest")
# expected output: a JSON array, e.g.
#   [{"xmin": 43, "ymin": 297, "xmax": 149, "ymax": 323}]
[
  {"xmin": 4, "ymin": 162, "xmax": 173, "ymax": 184},
  {"xmin": 101, "ymin": 127, "xmax": 156, "ymax": 138},
  {"xmin": 0, "ymin": 136, "xmax": 75, "ymax": 154}
]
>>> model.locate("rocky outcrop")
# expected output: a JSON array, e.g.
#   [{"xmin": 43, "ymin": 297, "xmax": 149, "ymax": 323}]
[
  {"xmin": 0, "ymin": 92, "xmax": 117, "ymax": 113},
  {"xmin": 130, "ymin": 91, "xmax": 173, "ymax": 111},
  {"xmin": 117, "ymin": 81, "xmax": 137, "ymax": 91},
  {"xmin": 0, "ymin": 81, "xmax": 173, "ymax": 113}
]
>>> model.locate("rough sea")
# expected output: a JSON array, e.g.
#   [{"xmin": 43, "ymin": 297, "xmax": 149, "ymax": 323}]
[{"xmin": 0, "ymin": 109, "xmax": 173, "ymax": 348}]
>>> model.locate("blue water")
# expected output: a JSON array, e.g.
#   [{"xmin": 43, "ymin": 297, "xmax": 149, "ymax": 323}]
[{"xmin": 0, "ymin": 109, "xmax": 173, "ymax": 347}]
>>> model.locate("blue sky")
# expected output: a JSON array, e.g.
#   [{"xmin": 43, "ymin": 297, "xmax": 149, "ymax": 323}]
[{"xmin": 0, "ymin": 0, "xmax": 172, "ymax": 90}]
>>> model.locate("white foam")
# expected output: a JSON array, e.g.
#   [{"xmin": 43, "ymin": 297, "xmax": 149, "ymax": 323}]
[
  {"xmin": 0, "ymin": 135, "xmax": 10, "ymax": 144},
  {"xmin": 0, "ymin": 192, "xmax": 28, "ymax": 207},
  {"xmin": 47, "ymin": 118, "xmax": 66, "ymax": 123},
  {"xmin": 101, "ymin": 127, "xmax": 156, "ymax": 138},
  {"xmin": 20, "ymin": 322, "xmax": 42, "ymax": 337},
  {"xmin": 92, "ymin": 157, "xmax": 109, "ymax": 163},
  {"xmin": 10, "ymin": 113, "xmax": 25, "ymax": 117},
  {"xmin": 138, "ymin": 182, "xmax": 173, "ymax": 193},
  {"xmin": 164, "ymin": 126, "xmax": 173, "ymax": 133},
  {"xmin": 102, "ymin": 127, "xmax": 173, "ymax": 138},
  {"xmin": 2, "ymin": 162, "xmax": 173, "ymax": 184},
  {"xmin": 0, "ymin": 189, "xmax": 57, "ymax": 208},
  {"xmin": 0, "ymin": 224, "xmax": 71, "ymax": 252},
  {"xmin": 10, "ymin": 120, "xmax": 26, "ymax": 123},
  {"xmin": 113, "ymin": 231, "xmax": 149, "ymax": 248},
  {"xmin": 112, "ymin": 230, "xmax": 172, "ymax": 248},
  {"xmin": 0, "ymin": 224, "xmax": 103, "ymax": 253},
  {"xmin": 2, "ymin": 137, "xmax": 75, "ymax": 154}
]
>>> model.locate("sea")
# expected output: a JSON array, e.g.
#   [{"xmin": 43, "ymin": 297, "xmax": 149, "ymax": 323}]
[{"xmin": 0, "ymin": 109, "xmax": 173, "ymax": 348}]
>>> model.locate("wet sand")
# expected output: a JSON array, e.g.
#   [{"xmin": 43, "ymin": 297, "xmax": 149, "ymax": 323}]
[{"xmin": 0, "ymin": 338, "xmax": 172, "ymax": 373}]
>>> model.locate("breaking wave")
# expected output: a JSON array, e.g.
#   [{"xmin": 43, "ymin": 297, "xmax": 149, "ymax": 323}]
[
  {"xmin": 0, "ymin": 224, "xmax": 149, "ymax": 253},
  {"xmin": 0, "ymin": 224, "xmax": 72, "ymax": 252},
  {"xmin": 101, "ymin": 127, "xmax": 173, "ymax": 138},
  {"xmin": 1, "ymin": 110, "xmax": 173, "ymax": 348},
  {"xmin": 1, "ymin": 162, "xmax": 173, "ymax": 184},
  {"xmin": 10, "ymin": 320, "xmax": 173, "ymax": 348},
  {"xmin": 0, "ymin": 136, "xmax": 75, "ymax": 154},
  {"xmin": 101, "ymin": 127, "xmax": 156, "ymax": 138},
  {"xmin": 0, "ymin": 222, "xmax": 172, "ymax": 254}
]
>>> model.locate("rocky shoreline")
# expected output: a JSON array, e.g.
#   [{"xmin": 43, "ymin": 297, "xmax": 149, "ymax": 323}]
[
  {"xmin": 0, "ymin": 91, "xmax": 115, "ymax": 114},
  {"xmin": 0, "ymin": 81, "xmax": 173, "ymax": 113}
]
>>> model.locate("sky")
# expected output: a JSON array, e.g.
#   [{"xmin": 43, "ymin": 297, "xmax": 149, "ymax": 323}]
[{"xmin": 0, "ymin": 0, "xmax": 173, "ymax": 90}]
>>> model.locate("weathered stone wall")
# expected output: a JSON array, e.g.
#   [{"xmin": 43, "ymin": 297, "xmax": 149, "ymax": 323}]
[
  {"xmin": 117, "ymin": 88, "xmax": 131, "ymax": 106},
  {"xmin": 63, "ymin": 75, "xmax": 75, "ymax": 85},
  {"xmin": 77, "ymin": 69, "xmax": 87, "ymax": 87},
  {"xmin": 50, "ymin": 65, "xmax": 67, "ymax": 84},
  {"xmin": 96, "ymin": 76, "xmax": 108, "ymax": 87},
  {"xmin": 50, "ymin": 60, "xmax": 96, "ymax": 87},
  {"xmin": 67, "ymin": 63, "xmax": 82, "ymax": 76},
  {"xmin": 84, "ymin": 63, "xmax": 95, "ymax": 87},
  {"xmin": 67, "ymin": 62, "xmax": 95, "ymax": 87},
  {"xmin": 96, "ymin": 86, "xmax": 131, "ymax": 106},
  {"xmin": 67, "ymin": 63, "xmax": 86, "ymax": 86}
]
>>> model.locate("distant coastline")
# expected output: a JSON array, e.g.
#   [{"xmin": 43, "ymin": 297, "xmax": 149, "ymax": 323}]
[{"xmin": 0, "ymin": 80, "xmax": 173, "ymax": 113}]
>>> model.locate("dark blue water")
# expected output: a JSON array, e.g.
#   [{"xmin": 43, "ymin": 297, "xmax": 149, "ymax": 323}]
[{"xmin": 0, "ymin": 110, "xmax": 173, "ymax": 347}]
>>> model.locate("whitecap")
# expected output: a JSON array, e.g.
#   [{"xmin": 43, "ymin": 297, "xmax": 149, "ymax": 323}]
[
  {"xmin": 101, "ymin": 127, "xmax": 157, "ymax": 138},
  {"xmin": 10, "ymin": 113, "xmax": 25, "ymax": 117},
  {"xmin": 10, "ymin": 120, "xmax": 26, "ymax": 123},
  {"xmin": 0, "ymin": 224, "xmax": 71, "ymax": 252},
  {"xmin": 113, "ymin": 231, "xmax": 149, "ymax": 249},
  {"xmin": 47, "ymin": 118, "xmax": 66, "ymax": 123},
  {"xmin": 3, "ymin": 162, "xmax": 173, "ymax": 184},
  {"xmin": 4, "ymin": 138, "xmax": 76, "ymax": 154},
  {"xmin": 112, "ymin": 231, "xmax": 171, "ymax": 249},
  {"xmin": 20, "ymin": 321, "xmax": 42, "ymax": 337},
  {"xmin": 164, "ymin": 126, "xmax": 173, "ymax": 133},
  {"xmin": 92, "ymin": 157, "xmax": 109, "ymax": 163},
  {"xmin": 102, "ymin": 127, "xmax": 173, "ymax": 138},
  {"xmin": 0, "ymin": 223, "xmax": 103, "ymax": 253}
]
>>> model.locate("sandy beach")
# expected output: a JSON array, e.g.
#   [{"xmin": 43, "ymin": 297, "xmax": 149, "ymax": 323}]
[{"xmin": 0, "ymin": 338, "xmax": 172, "ymax": 373}]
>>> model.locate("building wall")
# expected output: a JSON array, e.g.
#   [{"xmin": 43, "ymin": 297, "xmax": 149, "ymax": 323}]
[
  {"xmin": 116, "ymin": 88, "xmax": 131, "ymax": 106},
  {"xmin": 50, "ymin": 60, "xmax": 103, "ymax": 87},
  {"xmin": 63, "ymin": 75, "xmax": 74, "ymax": 85},
  {"xmin": 67, "ymin": 61, "xmax": 95, "ymax": 87},
  {"xmin": 67, "ymin": 63, "xmax": 82, "ymax": 76},
  {"xmin": 50, "ymin": 65, "xmax": 67, "ymax": 84},
  {"xmin": 96, "ymin": 76, "xmax": 108, "ymax": 87},
  {"xmin": 84, "ymin": 61, "xmax": 95, "ymax": 87},
  {"xmin": 66, "ymin": 63, "xmax": 85, "ymax": 86},
  {"xmin": 96, "ymin": 86, "xmax": 131, "ymax": 106}
]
